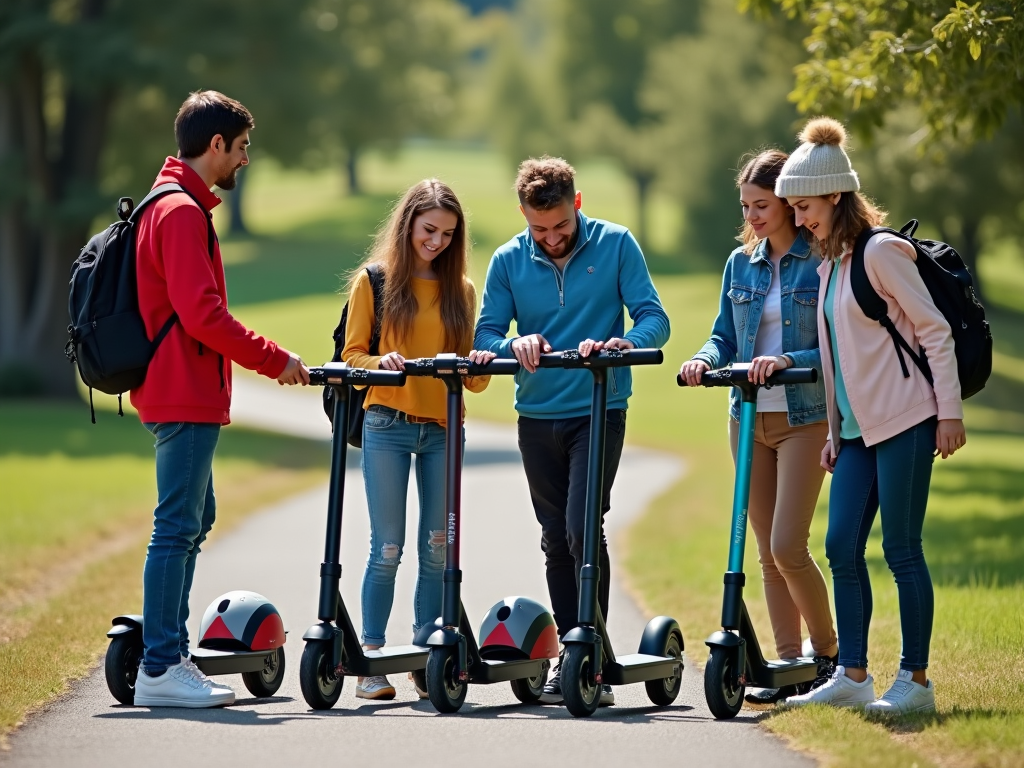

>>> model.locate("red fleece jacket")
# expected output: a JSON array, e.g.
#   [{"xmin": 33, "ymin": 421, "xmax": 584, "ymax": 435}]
[{"xmin": 130, "ymin": 158, "xmax": 291, "ymax": 424}]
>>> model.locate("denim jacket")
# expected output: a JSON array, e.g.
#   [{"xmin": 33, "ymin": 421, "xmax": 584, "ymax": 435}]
[{"xmin": 693, "ymin": 235, "xmax": 826, "ymax": 426}]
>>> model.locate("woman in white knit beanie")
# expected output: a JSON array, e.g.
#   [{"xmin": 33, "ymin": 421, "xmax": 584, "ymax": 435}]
[{"xmin": 776, "ymin": 117, "xmax": 966, "ymax": 715}]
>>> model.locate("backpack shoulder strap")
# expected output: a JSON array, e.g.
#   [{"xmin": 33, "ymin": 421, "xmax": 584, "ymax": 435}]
[
  {"xmin": 849, "ymin": 226, "xmax": 932, "ymax": 384},
  {"xmin": 366, "ymin": 264, "xmax": 386, "ymax": 356},
  {"xmin": 129, "ymin": 182, "xmax": 215, "ymax": 260}
]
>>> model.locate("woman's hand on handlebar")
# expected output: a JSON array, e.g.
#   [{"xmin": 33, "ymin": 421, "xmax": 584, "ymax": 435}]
[
  {"xmin": 468, "ymin": 349, "xmax": 497, "ymax": 366},
  {"xmin": 679, "ymin": 359, "xmax": 710, "ymax": 387},
  {"xmin": 379, "ymin": 351, "xmax": 406, "ymax": 371},
  {"xmin": 579, "ymin": 337, "xmax": 634, "ymax": 358},
  {"xmin": 749, "ymin": 355, "xmax": 790, "ymax": 385}
]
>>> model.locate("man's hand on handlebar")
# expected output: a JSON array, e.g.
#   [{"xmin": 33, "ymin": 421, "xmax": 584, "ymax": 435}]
[
  {"xmin": 512, "ymin": 334, "xmax": 552, "ymax": 373},
  {"xmin": 379, "ymin": 351, "xmax": 407, "ymax": 371},
  {"xmin": 679, "ymin": 359, "xmax": 710, "ymax": 387},
  {"xmin": 579, "ymin": 337, "xmax": 634, "ymax": 358},
  {"xmin": 748, "ymin": 354, "xmax": 791, "ymax": 385},
  {"xmin": 277, "ymin": 353, "xmax": 310, "ymax": 386},
  {"xmin": 468, "ymin": 350, "xmax": 497, "ymax": 366}
]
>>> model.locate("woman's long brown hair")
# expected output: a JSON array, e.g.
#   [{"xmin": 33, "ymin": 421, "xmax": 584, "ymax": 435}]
[
  {"xmin": 350, "ymin": 179, "xmax": 474, "ymax": 353},
  {"xmin": 822, "ymin": 191, "xmax": 887, "ymax": 260}
]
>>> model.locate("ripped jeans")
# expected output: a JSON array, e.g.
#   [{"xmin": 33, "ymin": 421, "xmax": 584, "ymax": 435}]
[{"xmin": 359, "ymin": 406, "xmax": 448, "ymax": 646}]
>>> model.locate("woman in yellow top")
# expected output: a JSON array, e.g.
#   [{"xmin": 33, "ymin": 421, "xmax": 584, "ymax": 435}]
[{"xmin": 342, "ymin": 179, "xmax": 493, "ymax": 700}]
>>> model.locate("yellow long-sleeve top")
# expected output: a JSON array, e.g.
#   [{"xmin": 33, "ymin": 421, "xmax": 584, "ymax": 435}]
[{"xmin": 342, "ymin": 270, "xmax": 489, "ymax": 424}]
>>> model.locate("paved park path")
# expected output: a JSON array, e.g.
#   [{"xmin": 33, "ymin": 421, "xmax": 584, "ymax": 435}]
[{"xmin": 2, "ymin": 376, "xmax": 812, "ymax": 768}]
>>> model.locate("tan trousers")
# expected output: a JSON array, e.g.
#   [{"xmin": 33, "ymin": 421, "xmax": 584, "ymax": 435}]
[{"xmin": 729, "ymin": 413, "xmax": 838, "ymax": 660}]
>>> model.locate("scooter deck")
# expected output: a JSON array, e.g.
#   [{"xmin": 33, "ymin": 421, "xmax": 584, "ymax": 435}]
[
  {"xmin": 603, "ymin": 653, "xmax": 680, "ymax": 686},
  {"xmin": 351, "ymin": 645, "xmax": 429, "ymax": 676},
  {"xmin": 470, "ymin": 656, "xmax": 549, "ymax": 685},
  {"xmin": 750, "ymin": 657, "xmax": 817, "ymax": 689},
  {"xmin": 191, "ymin": 647, "xmax": 278, "ymax": 676}
]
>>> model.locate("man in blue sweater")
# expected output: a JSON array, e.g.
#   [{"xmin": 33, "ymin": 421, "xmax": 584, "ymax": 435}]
[{"xmin": 474, "ymin": 157, "xmax": 670, "ymax": 705}]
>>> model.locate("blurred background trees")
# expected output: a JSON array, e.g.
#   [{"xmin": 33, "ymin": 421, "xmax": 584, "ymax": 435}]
[{"xmin": 1, "ymin": 0, "xmax": 1021, "ymax": 395}]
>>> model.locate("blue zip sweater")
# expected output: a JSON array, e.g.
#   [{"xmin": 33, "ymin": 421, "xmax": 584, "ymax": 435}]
[{"xmin": 474, "ymin": 212, "xmax": 670, "ymax": 419}]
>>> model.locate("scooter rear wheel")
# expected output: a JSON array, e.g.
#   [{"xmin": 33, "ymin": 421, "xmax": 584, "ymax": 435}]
[
  {"xmin": 242, "ymin": 647, "xmax": 286, "ymax": 698},
  {"xmin": 299, "ymin": 640, "xmax": 344, "ymax": 710},
  {"xmin": 705, "ymin": 646, "xmax": 744, "ymax": 719},
  {"xmin": 561, "ymin": 644, "xmax": 600, "ymax": 717},
  {"xmin": 645, "ymin": 630, "xmax": 684, "ymax": 706},
  {"xmin": 509, "ymin": 669, "xmax": 547, "ymax": 704},
  {"xmin": 105, "ymin": 633, "xmax": 143, "ymax": 705},
  {"xmin": 426, "ymin": 647, "xmax": 467, "ymax": 713}
]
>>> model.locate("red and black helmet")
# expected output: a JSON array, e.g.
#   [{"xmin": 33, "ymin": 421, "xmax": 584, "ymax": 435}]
[{"xmin": 198, "ymin": 591, "xmax": 286, "ymax": 652}]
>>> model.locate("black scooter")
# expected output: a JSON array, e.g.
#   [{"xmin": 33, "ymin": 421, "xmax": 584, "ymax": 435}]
[
  {"xmin": 402, "ymin": 353, "xmax": 555, "ymax": 713},
  {"xmin": 299, "ymin": 362, "xmax": 424, "ymax": 710},
  {"xmin": 537, "ymin": 348, "xmax": 685, "ymax": 718},
  {"xmin": 677, "ymin": 362, "xmax": 820, "ymax": 718}
]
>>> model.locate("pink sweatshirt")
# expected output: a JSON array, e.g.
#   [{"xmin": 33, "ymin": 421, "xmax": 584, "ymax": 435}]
[{"xmin": 818, "ymin": 232, "xmax": 963, "ymax": 455}]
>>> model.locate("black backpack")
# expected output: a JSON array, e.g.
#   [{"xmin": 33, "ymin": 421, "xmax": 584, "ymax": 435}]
[
  {"xmin": 850, "ymin": 220, "xmax": 992, "ymax": 399},
  {"xmin": 65, "ymin": 183, "xmax": 214, "ymax": 421},
  {"xmin": 322, "ymin": 264, "xmax": 386, "ymax": 447}
]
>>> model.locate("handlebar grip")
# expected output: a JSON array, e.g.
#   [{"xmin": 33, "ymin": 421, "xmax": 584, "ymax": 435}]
[
  {"xmin": 684, "ymin": 365, "xmax": 818, "ymax": 388},
  {"xmin": 766, "ymin": 368, "xmax": 818, "ymax": 385},
  {"xmin": 537, "ymin": 348, "xmax": 664, "ymax": 369},
  {"xmin": 308, "ymin": 364, "xmax": 406, "ymax": 387},
  {"xmin": 478, "ymin": 359, "xmax": 520, "ymax": 375}
]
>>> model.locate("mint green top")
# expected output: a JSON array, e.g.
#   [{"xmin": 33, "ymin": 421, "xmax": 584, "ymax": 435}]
[{"xmin": 824, "ymin": 265, "xmax": 862, "ymax": 440}]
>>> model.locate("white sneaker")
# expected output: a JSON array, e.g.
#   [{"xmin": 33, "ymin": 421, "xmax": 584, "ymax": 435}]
[
  {"xmin": 356, "ymin": 676, "xmax": 396, "ymax": 700},
  {"xmin": 783, "ymin": 665, "xmax": 875, "ymax": 708},
  {"xmin": 134, "ymin": 658, "xmax": 235, "ymax": 708},
  {"xmin": 865, "ymin": 669, "xmax": 935, "ymax": 715}
]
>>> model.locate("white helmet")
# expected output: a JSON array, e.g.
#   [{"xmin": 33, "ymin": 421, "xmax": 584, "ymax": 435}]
[{"xmin": 198, "ymin": 591, "xmax": 286, "ymax": 652}]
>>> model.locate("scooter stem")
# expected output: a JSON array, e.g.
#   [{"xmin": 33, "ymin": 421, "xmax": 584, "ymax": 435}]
[
  {"xmin": 578, "ymin": 367, "xmax": 608, "ymax": 627},
  {"xmin": 441, "ymin": 375, "xmax": 464, "ymax": 628},
  {"xmin": 722, "ymin": 397, "xmax": 757, "ymax": 629},
  {"xmin": 318, "ymin": 385, "xmax": 350, "ymax": 623}
]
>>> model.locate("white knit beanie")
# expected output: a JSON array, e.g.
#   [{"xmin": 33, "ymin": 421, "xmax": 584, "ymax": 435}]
[{"xmin": 775, "ymin": 117, "xmax": 860, "ymax": 198}]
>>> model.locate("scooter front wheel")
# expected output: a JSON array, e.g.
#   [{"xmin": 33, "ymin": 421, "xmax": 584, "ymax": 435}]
[
  {"xmin": 704, "ymin": 645, "xmax": 744, "ymax": 719},
  {"xmin": 645, "ymin": 629, "xmax": 684, "ymax": 706},
  {"xmin": 242, "ymin": 646, "xmax": 286, "ymax": 698},
  {"xmin": 426, "ymin": 646, "xmax": 467, "ymax": 713},
  {"xmin": 105, "ymin": 633, "xmax": 143, "ymax": 705},
  {"xmin": 561, "ymin": 644, "xmax": 601, "ymax": 717},
  {"xmin": 299, "ymin": 640, "xmax": 344, "ymax": 710}
]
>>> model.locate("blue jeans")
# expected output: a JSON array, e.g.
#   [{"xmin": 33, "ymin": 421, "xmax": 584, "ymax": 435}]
[
  {"xmin": 141, "ymin": 422, "xmax": 221, "ymax": 675},
  {"xmin": 825, "ymin": 417, "xmax": 936, "ymax": 671},
  {"xmin": 359, "ymin": 406, "xmax": 448, "ymax": 646}
]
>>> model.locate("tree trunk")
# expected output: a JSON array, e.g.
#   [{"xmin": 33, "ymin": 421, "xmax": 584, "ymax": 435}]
[
  {"xmin": 228, "ymin": 169, "xmax": 249, "ymax": 236},
  {"xmin": 633, "ymin": 171, "xmax": 652, "ymax": 252},
  {"xmin": 959, "ymin": 217, "xmax": 983, "ymax": 303},
  {"xmin": 346, "ymin": 149, "xmax": 360, "ymax": 196}
]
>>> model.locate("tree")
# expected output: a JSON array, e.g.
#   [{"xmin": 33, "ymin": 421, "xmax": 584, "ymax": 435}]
[
  {"xmin": 0, "ymin": 0, "xmax": 323, "ymax": 397},
  {"xmin": 749, "ymin": 0, "xmax": 1023, "ymax": 143},
  {"xmin": 309, "ymin": 0, "xmax": 467, "ymax": 194},
  {"xmin": 557, "ymin": 0, "xmax": 701, "ymax": 249},
  {"xmin": 640, "ymin": 0, "xmax": 804, "ymax": 263}
]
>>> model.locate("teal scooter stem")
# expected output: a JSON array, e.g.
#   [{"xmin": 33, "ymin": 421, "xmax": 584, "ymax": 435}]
[{"xmin": 678, "ymin": 363, "xmax": 821, "ymax": 719}]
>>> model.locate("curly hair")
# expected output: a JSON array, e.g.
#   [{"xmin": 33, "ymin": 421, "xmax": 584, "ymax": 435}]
[{"xmin": 515, "ymin": 156, "xmax": 576, "ymax": 210}]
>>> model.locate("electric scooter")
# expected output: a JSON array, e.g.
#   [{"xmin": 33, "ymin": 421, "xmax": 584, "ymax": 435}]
[
  {"xmin": 402, "ymin": 353, "xmax": 557, "ymax": 714},
  {"xmin": 677, "ymin": 362, "xmax": 820, "ymax": 719},
  {"xmin": 537, "ymin": 348, "xmax": 685, "ymax": 718},
  {"xmin": 298, "ymin": 362, "xmax": 424, "ymax": 710}
]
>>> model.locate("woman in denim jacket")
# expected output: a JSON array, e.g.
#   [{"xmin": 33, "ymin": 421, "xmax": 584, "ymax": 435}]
[{"xmin": 679, "ymin": 150, "xmax": 837, "ymax": 703}]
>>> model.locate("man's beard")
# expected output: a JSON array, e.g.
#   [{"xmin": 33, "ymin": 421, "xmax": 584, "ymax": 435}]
[
  {"xmin": 215, "ymin": 165, "xmax": 241, "ymax": 190},
  {"xmin": 537, "ymin": 224, "xmax": 577, "ymax": 259}
]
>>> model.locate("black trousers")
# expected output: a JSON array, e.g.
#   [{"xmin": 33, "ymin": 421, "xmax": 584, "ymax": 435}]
[{"xmin": 517, "ymin": 410, "xmax": 626, "ymax": 639}]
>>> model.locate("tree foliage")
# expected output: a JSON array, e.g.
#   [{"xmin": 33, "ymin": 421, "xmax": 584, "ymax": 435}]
[{"xmin": 748, "ymin": 0, "xmax": 1024, "ymax": 142}]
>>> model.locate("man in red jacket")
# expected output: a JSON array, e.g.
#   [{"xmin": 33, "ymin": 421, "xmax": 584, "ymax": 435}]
[{"xmin": 130, "ymin": 91, "xmax": 309, "ymax": 708}]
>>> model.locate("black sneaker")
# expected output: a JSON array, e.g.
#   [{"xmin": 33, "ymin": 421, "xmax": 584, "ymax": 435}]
[
  {"xmin": 806, "ymin": 654, "xmax": 838, "ymax": 692},
  {"xmin": 744, "ymin": 685, "xmax": 797, "ymax": 705},
  {"xmin": 540, "ymin": 656, "xmax": 563, "ymax": 704}
]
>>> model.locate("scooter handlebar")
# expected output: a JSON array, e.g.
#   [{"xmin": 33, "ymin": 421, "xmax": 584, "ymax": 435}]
[
  {"xmin": 401, "ymin": 354, "xmax": 521, "ymax": 377},
  {"xmin": 536, "ymin": 348, "xmax": 664, "ymax": 369},
  {"xmin": 675, "ymin": 363, "xmax": 818, "ymax": 388},
  {"xmin": 308, "ymin": 363, "xmax": 406, "ymax": 387}
]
